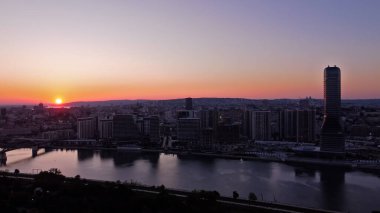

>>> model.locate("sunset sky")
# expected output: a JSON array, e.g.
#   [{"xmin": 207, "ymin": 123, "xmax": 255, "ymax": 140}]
[{"xmin": 0, "ymin": 0, "xmax": 379, "ymax": 104}]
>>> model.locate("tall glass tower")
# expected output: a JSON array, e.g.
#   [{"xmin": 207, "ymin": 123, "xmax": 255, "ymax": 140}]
[{"xmin": 320, "ymin": 66, "xmax": 345, "ymax": 153}]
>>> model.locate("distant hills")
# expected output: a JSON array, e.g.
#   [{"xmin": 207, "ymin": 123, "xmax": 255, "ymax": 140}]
[
  {"xmin": 65, "ymin": 98, "xmax": 259, "ymax": 107},
  {"xmin": 65, "ymin": 98, "xmax": 380, "ymax": 107}
]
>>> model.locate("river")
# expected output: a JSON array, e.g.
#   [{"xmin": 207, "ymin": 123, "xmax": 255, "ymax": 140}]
[{"xmin": 1, "ymin": 148, "xmax": 380, "ymax": 213}]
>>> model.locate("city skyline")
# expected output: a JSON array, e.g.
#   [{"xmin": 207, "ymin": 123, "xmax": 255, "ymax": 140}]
[
  {"xmin": 1, "ymin": 1, "xmax": 380, "ymax": 212},
  {"xmin": 1, "ymin": 0, "xmax": 380, "ymax": 104}
]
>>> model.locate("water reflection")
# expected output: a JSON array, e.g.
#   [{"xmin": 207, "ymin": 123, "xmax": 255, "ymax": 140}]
[
  {"xmin": 1, "ymin": 149, "xmax": 379, "ymax": 213},
  {"xmin": 77, "ymin": 149, "xmax": 94, "ymax": 161},
  {"xmin": 75, "ymin": 149, "xmax": 161, "ymax": 168},
  {"xmin": 294, "ymin": 167, "xmax": 316, "ymax": 178},
  {"xmin": 320, "ymin": 167, "xmax": 346, "ymax": 211},
  {"xmin": 113, "ymin": 151, "xmax": 159, "ymax": 167},
  {"xmin": 292, "ymin": 166, "xmax": 346, "ymax": 211},
  {"xmin": 0, "ymin": 152, "xmax": 6, "ymax": 165},
  {"xmin": 99, "ymin": 150, "xmax": 114, "ymax": 160}
]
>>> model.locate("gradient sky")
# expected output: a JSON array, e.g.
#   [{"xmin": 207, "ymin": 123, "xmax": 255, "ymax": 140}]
[{"xmin": 0, "ymin": 0, "xmax": 379, "ymax": 104}]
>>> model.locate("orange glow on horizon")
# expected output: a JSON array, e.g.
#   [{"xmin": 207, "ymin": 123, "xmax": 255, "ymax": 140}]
[{"xmin": 0, "ymin": 65, "xmax": 378, "ymax": 105}]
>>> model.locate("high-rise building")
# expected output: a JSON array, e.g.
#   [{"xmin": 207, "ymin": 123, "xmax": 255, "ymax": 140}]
[
  {"xmin": 0, "ymin": 108, "xmax": 6, "ymax": 118},
  {"xmin": 177, "ymin": 110, "xmax": 196, "ymax": 119},
  {"xmin": 177, "ymin": 118, "xmax": 201, "ymax": 144},
  {"xmin": 217, "ymin": 123, "xmax": 240, "ymax": 144},
  {"xmin": 242, "ymin": 110, "xmax": 253, "ymax": 139},
  {"xmin": 200, "ymin": 109, "xmax": 219, "ymax": 144},
  {"xmin": 99, "ymin": 118, "xmax": 113, "ymax": 139},
  {"xmin": 113, "ymin": 114, "xmax": 139, "ymax": 140},
  {"xmin": 280, "ymin": 110, "xmax": 316, "ymax": 143},
  {"xmin": 280, "ymin": 110, "xmax": 297, "ymax": 141},
  {"xmin": 77, "ymin": 117, "xmax": 97, "ymax": 139},
  {"xmin": 320, "ymin": 66, "xmax": 345, "ymax": 153},
  {"xmin": 143, "ymin": 116, "xmax": 160, "ymax": 143},
  {"xmin": 185, "ymin": 97, "xmax": 193, "ymax": 110},
  {"xmin": 251, "ymin": 111, "xmax": 271, "ymax": 141}
]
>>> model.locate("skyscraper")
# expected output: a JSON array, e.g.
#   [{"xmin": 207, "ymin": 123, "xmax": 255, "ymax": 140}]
[
  {"xmin": 200, "ymin": 109, "xmax": 219, "ymax": 143},
  {"xmin": 280, "ymin": 110, "xmax": 316, "ymax": 143},
  {"xmin": 320, "ymin": 66, "xmax": 345, "ymax": 153},
  {"xmin": 112, "ymin": 114, "xmax": 139, "ymax": 140},
  {"xmin": 251, "ymin": 111, "xmax": 271, "ymax": 141},
  {"xmin": 146, "ymin": 116, "xmax": 160, "ymax": 144},
  {"xmin": 185, "ymin": 97, "xmax": 193, "ymax": 110},
  {"xmin": 177, "ymin": 118, "xmax": 201, "ymax": 144}
]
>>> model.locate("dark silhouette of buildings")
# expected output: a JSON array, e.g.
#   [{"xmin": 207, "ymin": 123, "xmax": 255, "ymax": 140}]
[
  {"xmin": 77, "ymin": 117, "xmax": 98, "ymax": 139},
  {"xmin": 200, "ymin": 109, "xmax": 219, "ymax": 143},
  {"xmin": 144, "ymin": 116, "xmax": 160, "ymax": 143},
  {"xmin": 0, "ymin": 108, "xmax": 6, "ymax": 117},
  {"xmin": 280, "ymin": 110, "xmax": 316, "ymax": 143},
  {"xmin": 185, "ymin": 97, "xmax": 193, "ymax": 110},
  {"xmin": 217, "ymin": 123, "xmax": 240, "ymax": 144},
  {"xmin": 251, "ymin": 111, "xmax": 271, "ymax": 141},
  {"xmin": 320, "ymin": 66, "xmax": 345, "ymax": 153},
  {"xmin": 243, "ymin": 110, "xmax": 272, "ymax": 141},
  {"xmin": 177, "ymin": 118, "xmax": 200, "ymax": 144},
  {"xmin": 99, "ymin": 118, "xmax": 113, "ymax": 139},
  {"xmin": 177, "ymin": 110, "xmax": 196, "ymax": 119},
  {"xmin": 113, "ymin": 114, "xmax": 139, "ymax": 140}
]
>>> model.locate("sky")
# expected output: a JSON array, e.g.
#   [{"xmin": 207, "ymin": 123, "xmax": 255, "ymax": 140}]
[{"xmin": 0, "ymin": 0, "xmax": 379, "ymax": 104}]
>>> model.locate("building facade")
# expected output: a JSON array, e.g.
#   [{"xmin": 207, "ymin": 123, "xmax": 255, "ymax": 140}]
[
  {"xmin": 112, "ymin": 114, "xmax": 139, "ymax": 140},
  {"xmin": 320, "ymin": 66, "xmax": 345, "ymax": 153},
  {"xmin": 99, "ymin": 118, "xmax": 113, "ymax": 139},
  {"xmin": 280, "ymin": 110, "xmax": 316, "ymax": 143},
  {"xmin": 251, "ymin": 111, "xmax": 271, "ymax": 141},
  {"xmin": 177, "ymin": 118, "xmax": 201, "ymax": 144},
  {"xmin": 185, "ymin": 97, "xmax": 193, "ymax": 110},
  {"xmin": 77, "ymin": 117, "xmax": 97, "ymax": 139}
]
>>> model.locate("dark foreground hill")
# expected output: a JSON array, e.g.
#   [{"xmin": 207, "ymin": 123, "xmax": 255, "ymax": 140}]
[{"xmin": 0, "ymin": 169, "xmax": 337, "ymax": 213}]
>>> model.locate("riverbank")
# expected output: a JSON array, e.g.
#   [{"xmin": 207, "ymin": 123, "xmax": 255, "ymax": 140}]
[{"xmin": 0, "ymin": 171, "xmax": 339, "ymax": 213}]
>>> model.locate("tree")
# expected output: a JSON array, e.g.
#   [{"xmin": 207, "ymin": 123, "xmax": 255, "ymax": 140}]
[
  {"xmin": 233, "ymin": 191, "xmax": 239, "ymax": 199},
  {"xmin": 158, "ymin": 184, "xmax": 166, "ymax": 192},
  {"xmin": 35, "ymin": 169, "xmax": 65, "ymax": 190},
  {"xmin": 249, "ymin": 192, "xmax": 257, "ymax": 201},
  {"xmin": 48, "ymin": 168, "xmax": 62, "ymax": 175}
]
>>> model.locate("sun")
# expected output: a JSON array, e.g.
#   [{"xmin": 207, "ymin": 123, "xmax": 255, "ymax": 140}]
[{"xmin": 55, "ymin": 98, "xmax": 63, "ymax": 105}]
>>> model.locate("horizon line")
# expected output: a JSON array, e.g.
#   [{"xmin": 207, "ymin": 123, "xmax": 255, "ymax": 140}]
[{"xmin": 1, "ymin": 97, "xmax": 380, "ymax": 106}]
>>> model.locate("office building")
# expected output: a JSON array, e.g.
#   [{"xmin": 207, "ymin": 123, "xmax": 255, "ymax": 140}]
[
  {"xmin": 251, "ymin": 111, "xmax": 271, "ymax": 141},
  {"xmin": 200, "ymin": 109, "xmax": 219, "ymax": 143},
  {"xmin": 217, "ymin": 123, "xmax": 240, "ymax": 144},
  {"xmin": 177, "ymin": 118, "xmax": 201, "ymax": 144},
  {"xmin": 177, "ymin": 110, "xmax": 196, "ymax": 119},
  {"xmin": 320, "ymin": 66, "xmax": 345, "ymax": 153},
  {"xmin": 143, "ymin": 116, "xmax": 160, "ymax": 143},
  {"xmin": 113, "ymin": 114, "xmax": 139, "ymax": 140},
  {"xmin": 77, "ymin": 117, "xmax": 97, "ymax": 139},
  {"xmin": 242, "ymin": 110, "xmax": 253, "ymax": 139},
  {"xmin": 185, "ymin": 97, "xmax": 193, "ymax": 110},
  {"xmin": 99, "ymin": 118, "xmax": 113, "ymax": 139},
  {"xmin": 280, "ymin": 110, "xmax": 316, "ymax": 143}
]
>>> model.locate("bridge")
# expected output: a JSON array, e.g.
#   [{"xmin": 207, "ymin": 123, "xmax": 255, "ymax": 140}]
[{"xmin": 0, "ymin": 138, "xmax": 51, "ymax": 164}]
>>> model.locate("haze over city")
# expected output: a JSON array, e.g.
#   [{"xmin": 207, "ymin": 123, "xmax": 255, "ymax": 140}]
[
  {"xmin": 2, "ymin": 1, "xmax": 380, "ymax": 213},
  {"xmin": 1, "ymin": 0, "xmax": 379, "ymax": 104}
]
